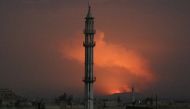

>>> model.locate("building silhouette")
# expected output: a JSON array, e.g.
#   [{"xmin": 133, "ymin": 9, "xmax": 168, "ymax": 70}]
[{"xmin": 0, "ymin": 89, "xmax": 18, "ymax": 106}]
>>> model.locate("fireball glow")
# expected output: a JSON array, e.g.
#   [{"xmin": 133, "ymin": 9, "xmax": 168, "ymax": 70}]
[{"xmin": 59, "ymin": 32, "xmax": 155, "ymax": 94}]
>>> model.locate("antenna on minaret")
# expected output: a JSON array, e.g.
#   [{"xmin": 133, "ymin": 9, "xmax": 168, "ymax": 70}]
[
  {"xmin": 88, "ymin": 0, "xmax": 92, "ymax": 11},
  {"xmin": 88, "ymin": 0, "xmax": 90, "ymax": 7},
  {"xmin": 88, "ymin": 0, "xmax": 91, "ymax": 11},
  {"xmin": 86, "ymin": 0, "xmax": 93, "ymax": 18},
  {"xmin": 88, "ymin": 0, "xmax": 91, "ymax": 7}
]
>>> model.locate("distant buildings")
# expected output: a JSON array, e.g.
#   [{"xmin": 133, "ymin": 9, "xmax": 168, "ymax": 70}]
[{"xmin": 0, "ymin": 89, "xmax": 18, "ymax": 106}]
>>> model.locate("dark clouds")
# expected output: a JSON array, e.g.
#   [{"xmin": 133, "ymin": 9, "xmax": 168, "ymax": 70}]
[{"xmin": 0, "ymin": 0, "xmax": 190, "ymax": 98}]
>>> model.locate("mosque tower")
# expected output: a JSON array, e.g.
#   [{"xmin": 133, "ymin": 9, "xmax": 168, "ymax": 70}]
[{"xmin": 83, "ymin": 3, "xmax": 96, "ymax": 109}]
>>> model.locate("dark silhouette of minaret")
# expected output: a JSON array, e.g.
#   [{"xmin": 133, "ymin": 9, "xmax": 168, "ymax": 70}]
[{"xmin": 83, "ymin": 3, "xmax": 96, "ymax": 109}]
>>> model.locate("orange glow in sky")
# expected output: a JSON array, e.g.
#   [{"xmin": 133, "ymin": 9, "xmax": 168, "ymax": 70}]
[
  {"xmin": 111, "ymin": 89, "xmax": 122, "ymax": 94},
  {"xmin": 59, "ymin": 31, "xmax": 155, "ymax": 94}
]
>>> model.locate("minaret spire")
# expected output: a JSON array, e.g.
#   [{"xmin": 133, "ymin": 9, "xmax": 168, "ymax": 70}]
[
  {"xmin": 86, "ymin": 1, "xmax": 93, "ymax": 18},
  {"xmin": 88, "ymin": 0, "xmax": 90, "ymax": 7}
]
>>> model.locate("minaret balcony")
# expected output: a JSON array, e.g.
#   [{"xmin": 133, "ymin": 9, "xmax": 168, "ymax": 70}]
[
  {"xmin": 83, "ymin": 41, "xmax": 96, "ymax": 47},
  {"xmin": 85, "ymin": 17, "xmax": 94, "ymax": 19},
  {"xmin": 83, "ymin": 77, "xmax": 96, "ymax": 83},
  {"xmin": 84, "ymin": 30, "xmax": 96, "ymax": 34}
]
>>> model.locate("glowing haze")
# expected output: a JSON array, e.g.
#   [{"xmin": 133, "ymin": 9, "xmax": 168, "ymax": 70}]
[
  {"xmin": 60, "ymin": 32, "xmax": 155, "ymax": 94},
  {"xmin": 1, "ymin": 0, "xmax": 190, "ymax": 98}
]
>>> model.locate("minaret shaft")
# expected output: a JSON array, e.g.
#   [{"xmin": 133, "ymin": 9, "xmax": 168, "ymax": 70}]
[{"xmin": 83, "ymin": 5, "xmax": 96, "ymax": 109}]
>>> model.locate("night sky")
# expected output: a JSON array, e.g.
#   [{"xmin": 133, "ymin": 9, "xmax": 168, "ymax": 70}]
[{"xmin": 0, "ymin": 0, "xmax": 190, "ymax": 99}]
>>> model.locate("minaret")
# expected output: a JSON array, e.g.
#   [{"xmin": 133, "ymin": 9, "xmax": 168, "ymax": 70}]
[{"xmin": 83, "ymin": 3, "xmax": 96, "ymax": 109}]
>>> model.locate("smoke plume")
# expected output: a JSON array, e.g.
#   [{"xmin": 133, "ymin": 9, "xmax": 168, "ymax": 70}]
[{"xmin": 59, "ymin": 31, "xmax": 155, "ymax": 94}]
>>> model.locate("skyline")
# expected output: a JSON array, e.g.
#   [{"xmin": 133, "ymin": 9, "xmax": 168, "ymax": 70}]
[{"xmin": 0, "ymin": 0, "xmax": 190, "ymax": 99}]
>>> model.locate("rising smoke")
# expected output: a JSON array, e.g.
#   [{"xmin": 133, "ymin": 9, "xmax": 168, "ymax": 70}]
[{"xmin": 59, "ymin": 31, "xmax": 155, "ymax": 94}]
